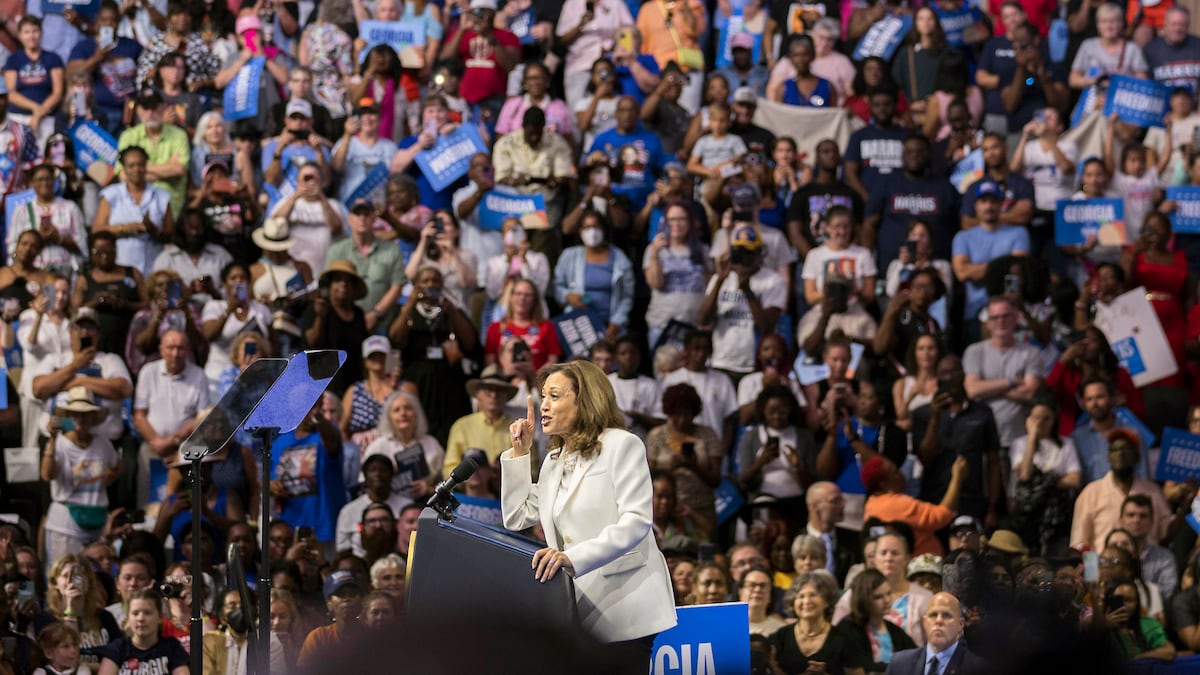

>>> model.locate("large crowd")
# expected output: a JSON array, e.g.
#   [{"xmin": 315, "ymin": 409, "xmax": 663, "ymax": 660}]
[{"xmin": 0, "ymin": 0, "xmax": 1199, "ymax": 671}]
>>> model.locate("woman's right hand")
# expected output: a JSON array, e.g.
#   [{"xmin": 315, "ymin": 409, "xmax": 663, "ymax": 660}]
[
  {"xmin": 31, "ymin": 293, "xmax": 48, "ymax": 315},
  {"xmin": 509, "ymin": 395, "xmax": 536, "ymax": 456}
]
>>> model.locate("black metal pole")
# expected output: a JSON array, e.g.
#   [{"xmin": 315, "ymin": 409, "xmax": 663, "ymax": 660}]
[
  {"xmin": 253, "ymin": 427, "xmax": 279, "ymax": 675},
  {"xmin": 189, "ymin": 458, "xmax": 203, "ymax": 675}
]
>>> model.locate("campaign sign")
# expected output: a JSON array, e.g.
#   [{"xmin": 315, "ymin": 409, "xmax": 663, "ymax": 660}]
[
  {"xmin": 1103, "ymin": 75, "xmax": 1170, "ymax": 128},
  {"xmin": 1054, "ymin": 198, "xmax": 1125, "ymax": 246},
  {"xmin": 478, "ymin": 190, "xmax": 548, "ymax": 231},
  {"xmin": 358, "ymin": 20, "xmax": 426, "ymax": 65},
  {"xmin": 552, "ymin": 311, "xmax": 602, "ymax": 359},
  {"xmin": 1167, "ymin": 186, "xmax": 1200, "ymax": 233},
  {"xmin": 415, "ymin": 124, "xmax": 488, "ymax": 192},
  {"xmin": 68, "ymin": 120, "xmax": 118, "ymax": 186},
  {"xmin": 508, "ymin": 9, "xmax": 538, "ymax": 45},
  {"xmin": 794, "ymin": 343, "xmax": 865, "ymax": 386},
  {"xmin": 950, "ymin": 148, "xmax": 984, "ymax": 194},
  {"xmin": 223, "ymin": 57, "xmax": 264, "ymax": 122},
  {"xmin": 1071, "ymin": 85, "xmax": 1099, "ymax": 128},
  {"xmin": 1156, "ymin": 427, "xmax": 1200, "ymax": 482},
  {"xmin": 651, "ymin": 603, "xmax": 749, "ymax": 675},
  {"xmin": 343, "ymin": 164, "xmax": 390, "ymax": 209},
  {"xmin": 3, "ymin": 190, "xmax": 34, "ymax": 251},
  {"xmin": 43, "ymin": 0, "xmax": 101, "ymax": 15},
  {"xmin": 713, "ymin": 479, "xmax": 745, "ymax": 524},
  {"xmin": 853, "ymin": 13, "xmax": 913, "ymax": 61},
  {"xmin": 1093, "ymin": 286, "xmax": 1179, "ymax": 387},
  {"xmin": 715, "ymin": 15, "xmax": 763, "ymax": 69}
]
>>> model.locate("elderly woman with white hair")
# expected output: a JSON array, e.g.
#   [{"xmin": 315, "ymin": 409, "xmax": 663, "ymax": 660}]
[
  {"xmin": 190, "ymin": 112, "xmax": 253, "ymax": 188},
  {"xmin": 1069, "ymin": 2, "xmax": 1149, "ymax": 92},
  {"xmin": 361, "ymin": 390, "xmax": 444, "ymax": 501},
  {"xmin": 369, "ymin": 553, "xmax": 406, "ymax": 600}
]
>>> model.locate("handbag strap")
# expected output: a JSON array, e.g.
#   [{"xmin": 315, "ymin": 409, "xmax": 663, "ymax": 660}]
[{"xmin": 907, "ymin": 45, "xmax": 919, "ymax": 102}]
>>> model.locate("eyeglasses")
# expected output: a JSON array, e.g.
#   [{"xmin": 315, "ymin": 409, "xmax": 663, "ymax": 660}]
[
  {"xmin": 951, "ymin": 529, "xmax": 976, "ymax": 539},
  {"xmin": 300, "ymin": 175, "xmax": 318, "ymax": 182},
  {"xmin": 1098, "ymin": 556, "xmax": 1125, "ymax": 567}
]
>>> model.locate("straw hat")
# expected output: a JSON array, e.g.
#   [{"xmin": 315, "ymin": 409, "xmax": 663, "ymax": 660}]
[
  {"xmin": 983, "ymin": 529, "xmax": 1028, "ymax": 556},
  {"xmin": 318, "ymin": 260, "xmax": 368, "ymax": 301},
  {"xmin": 53, "ymin": 386, "xmax": 106, "ymax": 420},
  {"xmin": 465, "ymin": 365, "xmax": 519, "ymax": 401},
  {"xmin": 251, "ymin": 217, "xmax": 296, "ymax": 252}
]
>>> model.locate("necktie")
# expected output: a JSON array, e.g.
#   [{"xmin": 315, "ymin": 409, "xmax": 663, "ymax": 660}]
[
  {"xmin": 926, "ymin": 656, "xmax": 939, "ymax": 675},
  {"xmin": 821, "ymin": 532, "xmax": 835, "ymax": 573}
]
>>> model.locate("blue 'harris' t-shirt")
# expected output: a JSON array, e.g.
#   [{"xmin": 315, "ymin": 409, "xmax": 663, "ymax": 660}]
[
  {"xmin": 3, "ymin": 49, "xmax": 64, "ymax": 115},
  {"xmin": 588, "ymin": 125, "xmax": 666, "ymax": 205},
  {"xmin": 67, "ymin": 37, "xmax": 142, "ymax": 111}
]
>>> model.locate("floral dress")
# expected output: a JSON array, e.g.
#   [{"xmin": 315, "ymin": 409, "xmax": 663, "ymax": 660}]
[{"xmin": 301, "ymin": 21, "xmax": 354, "ymax": 119}]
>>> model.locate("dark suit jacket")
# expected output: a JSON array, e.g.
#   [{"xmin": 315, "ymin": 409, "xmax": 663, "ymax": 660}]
[
  {"xmin": 885, "ymin": 641, "xmax": 992, "ymax": 675},
  {"xmin": 832, "ymin": 526, "xmax": 862, "ymax": 585}
]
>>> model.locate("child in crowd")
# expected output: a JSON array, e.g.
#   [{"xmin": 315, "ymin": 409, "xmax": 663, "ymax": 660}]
[
  {"xmin": 687, "ymin": 102, "xmax": 747, "ymax": 180},
  {"xmin": 34, "ymin": 623, "xmax": 89, "ymax": 675}
]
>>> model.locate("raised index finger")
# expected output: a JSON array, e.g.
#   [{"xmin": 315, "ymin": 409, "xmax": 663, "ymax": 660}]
[{"xmin": 526, "ymin": 394, "xmax": 535, "ymax": 424}]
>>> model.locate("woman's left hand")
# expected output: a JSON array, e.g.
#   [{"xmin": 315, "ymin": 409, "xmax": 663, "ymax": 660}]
[{"xmin": 532, "ymin": 547, "xmax": 574, "ymax": 582}]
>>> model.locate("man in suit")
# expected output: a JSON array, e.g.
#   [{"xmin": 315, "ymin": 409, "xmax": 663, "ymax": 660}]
[
  {"xmin": 806, "ymin": 481, "xmax": 861, "ymax": 584},
  {"xmin": 887, "ymin": 592, "xmax": 991, "ymax": 675}
]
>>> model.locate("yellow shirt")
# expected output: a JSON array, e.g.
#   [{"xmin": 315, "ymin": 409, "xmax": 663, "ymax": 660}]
[{"xmin": 443, "ymin": 411, "xmax": 515, "ymax": 479}]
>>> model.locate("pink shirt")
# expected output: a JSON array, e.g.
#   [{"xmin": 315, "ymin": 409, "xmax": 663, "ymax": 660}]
[
  {"xmin": 556, "ymin": 0, "xmax": 635, "ymax": 74},
  {"xmin": 495, "ymin": 95, "xmax": 576, "ymax": 137},
  {"xmin": 1070, "ymin": 472, "xmax": 1171, "ymax": 553}
]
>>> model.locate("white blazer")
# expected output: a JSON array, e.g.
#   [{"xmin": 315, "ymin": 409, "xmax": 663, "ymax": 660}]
[{"xmin": 500, "ymin": 428, "xmax": 678, "ymax": 643}]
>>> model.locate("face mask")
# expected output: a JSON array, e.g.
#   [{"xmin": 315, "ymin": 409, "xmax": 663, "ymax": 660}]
[
  {"xmin": 581, "ymin": 228, "xmax": 604, "ymax": 248},
  {"xmin": 503, "ymin": 228, "xmax": 526, "ymax": 246}
]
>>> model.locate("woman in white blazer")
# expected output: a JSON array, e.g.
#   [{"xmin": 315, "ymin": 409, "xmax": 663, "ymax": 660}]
[{"xmin": 501, "ymin": 360, "xmax": 677, "ymax": 671}]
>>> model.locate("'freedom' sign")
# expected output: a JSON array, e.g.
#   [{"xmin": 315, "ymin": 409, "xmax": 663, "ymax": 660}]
[
  {"xmin": 1167, "ymin": 186, "xmax": 1200, "ymax": 233},
  {"xmin": 1054, "ymin": 198, "xmax": 1125, "ymax": 246},
  {"xmin": 1103, "ymin": 75, "xmax": 1170, "ymax": 128},
  {"xmin": 1157, "ymin": 427, "xmax": 1200, "ymax": 482},
  {"xmin": 853, "ymin": 13, "xmax": 912, "ymax": 61},
  {"xmin": 415, "ymin": 124, "xmax": 488, "ymax": 192}
]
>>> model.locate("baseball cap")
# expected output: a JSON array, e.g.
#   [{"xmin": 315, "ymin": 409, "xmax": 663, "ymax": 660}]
[
  {"xmin": 72, "ymin": 307, "xmax": 100, "ymax": 327},
  {"xmin": 361, "ymin": 453, "xmax": 397, "ymax": 473},
  {"xmin": 285, "ymin": 98, "xmax": 313, "ymax": 119},
  {"xmin": 322, "ymin": 569, "xmax": 361, "ymax": 600},
  {"xmin": 731, "ymin": 182, "xmax": 761, "ymax": 208},
  {"xmin": 137, "ymin": 88, "xmax": 163, "ymax": 109},
  {"xmin": 907, "ymin": 553, "xmax": 942, "ymax": 579},
  {"xmin": 950, "ymin": 515, "xmax": 981, "ymax": 533},
  {"xmin": 729, "ymin": 226, "xmax": 762, "ymax": 251},
  {"xmin": 470, "ymin": 0, "xmax": 497, "ymax": 9},
  {"xmin": 732, "ymin": 86, "xmax": 757, "ymax": 105},
  {"xmin": 975, "ymin": 179, "xmax": 1003, "ymax": 200},
  {"xmin": 730, "ymin": 33, "xmax": 754, "ymax": 51},
  {"xmin": 354, "ymin": 97, "xmax": 380, "ymax": 115},
  {"xmin": 362, "ymin": 335, "xmax": 390, "ymax": 358},
  {"xmin": 349, "ymin": 198, "xmax": 376, "ymax": 215}
]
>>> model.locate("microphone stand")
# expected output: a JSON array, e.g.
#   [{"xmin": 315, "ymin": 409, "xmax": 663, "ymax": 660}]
[
  {"xmin": 188, "ymin": 458, "xmax": 203, "ymax": 675},
  {"xmin": 248, "ymin": 426, "xmax": 280, "ymax": 675}
]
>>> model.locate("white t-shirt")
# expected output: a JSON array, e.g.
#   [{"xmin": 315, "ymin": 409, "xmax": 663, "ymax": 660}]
[
  {"xmin": 34, "ymin": 352, "xmax": 131, "ymax": 441},
  {"xmin": 756, "ymin": 425, "xmax": 805, "ymax": 499},
  {"xmin": 335, "ymin": 491, "xmax": 414, "ymax": 557},
  {"xmin": 736, "ymin": 371, "xmax": 808, "ymax": 409},
  {"xmin": 360, "ymin": 434, "xmax": 446, "ymax": 495},
  {"xmin": 1023, "ymin": 138, "xmax": 1079, "ymax": 212},
  {"xmin": 691, "ymin": 133, "xmax": 748, "ymax": 168},
  {"xmin": 1009, "ymin": 434, "xmax": 1082, "ymax": 478},
  {"xmin": 44, "ymin": 433, "xmax": 120, "ymax": 538},
  {"xmin": 660, "ymin": 367, "xmax": 738, "ymax": 435},
  {"xmin": 199, "ymin": 300, "xmax": 272, "ymax": 397},
  {"xmin": 711, "ymin": 226, "xmax": 797, "ymax": 275},
  {"xmin": 270, "ymin": 197, "xmax": 349, "ymax": 277},
  {"xmin": 133, "ymin": 360, "xmax": 210, "ymax": 438},
  {"xmin": 608, "ymin": 372, "xmax": 661, "ymax": 438},
  {"xmin": 16, "ymin": 308, "xmax": 69, "ymax": 398},
  {"xmin": 706, "ymin": 268, "xmax": 788, "ymax": 373},
  {"xmin": 801, "ymin": 243, "xmax": 878, "ymax": 295},
  {"xmin": 1111, "ymin": 168, "xmax": 1160, "ymax": 243}
]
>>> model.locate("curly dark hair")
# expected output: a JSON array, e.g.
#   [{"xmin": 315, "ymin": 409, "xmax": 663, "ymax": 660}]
[
  {"xmin": 754, "ymin": 385, "xmax": 802, "ymax": 427},
  {"xmin": 662, "ymin": 383, "xmax": 703, "ymax": 417}
]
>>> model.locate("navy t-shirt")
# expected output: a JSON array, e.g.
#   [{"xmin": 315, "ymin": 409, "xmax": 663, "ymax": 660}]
[
  {"xmin": 68, "ymin": 37, "xmax": 142, "ymax": 110},
  {"xmin": 866, "ymin": 172, "xmax": 961, "ymax": 268},
  {"xmin": 843, "ymin": 125, "xmax": 906, "ymax": 196},
  {"xmin": 99, "ymin": 635, "xmax": 189, "ymax": 675},
  {"xmin": 3, "ymin": 50, "xmax": 64, "ymax": 115},
  {"xmin": 978, "ymin": 36, "xmax": 1015, "ymax": 116},
  {"xmin": 960, "ymin": 172, "xmax": 1036, "ymax": 220},
  {"xmin": 588, "ymin": 125, "xmax": 666, "ymax": 204},
  {"xmin": 1144, "ymin": 35, "xmax": 1200, "ymax": 89}
]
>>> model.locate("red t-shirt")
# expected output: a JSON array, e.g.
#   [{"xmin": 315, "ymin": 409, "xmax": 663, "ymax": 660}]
[
  {"xmin": 485, "ymin": 320, "xmax": 562, "ymax": 370},
  {"xmin": 989, "ymin": 0, "xmax": 1058, "ymax": 36},
  {"xmin": 456, "ymin": 28, "xmax": 520, "ymax": 104}
]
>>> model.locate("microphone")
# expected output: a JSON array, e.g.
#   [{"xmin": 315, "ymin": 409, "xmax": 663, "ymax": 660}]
[{"xmin": 426, "ymin": 458, "xmax": 478, "ymax": 521}]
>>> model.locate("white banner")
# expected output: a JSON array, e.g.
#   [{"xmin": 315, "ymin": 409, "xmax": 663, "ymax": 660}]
[
  {"xmin": 751, "ymin": 99, "xmax": 856, "ymax": 160},
  {"xmin": 1093, "ymin": 286, "xmax": 1179, "ymax": 387}
]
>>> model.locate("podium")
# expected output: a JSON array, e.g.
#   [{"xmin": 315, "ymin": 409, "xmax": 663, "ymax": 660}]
[{"xmin": 407, "ymin": 511, "xmax": 576, "ymax": 625}]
